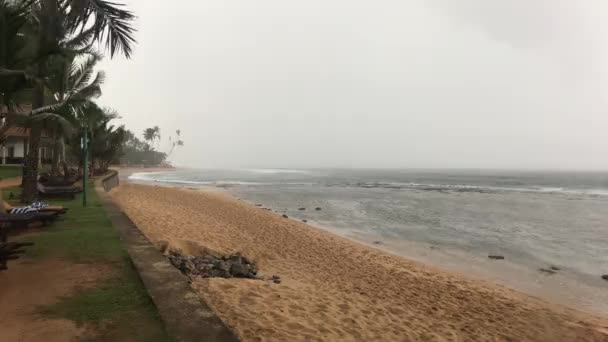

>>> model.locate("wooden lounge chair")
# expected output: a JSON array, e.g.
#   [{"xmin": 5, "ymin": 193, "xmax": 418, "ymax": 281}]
[
  {"xmin": 0, "ymin": 211, "xmax": 59, "ymax": 229},
  {"xmin": 3, "ymin": 201, "xmax": 68, "ymax": 215},
  {"xmin": 37, "ymin": 183, "xmax": 81, "ymax": 199},
  {"xmin": 39, "ymin": 174, "xmax": 81, "ymax": 187}
]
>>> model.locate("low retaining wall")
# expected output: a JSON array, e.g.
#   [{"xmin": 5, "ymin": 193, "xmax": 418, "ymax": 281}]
[
  {"xmin": 97, "ymin": 173, "xmax": 239, "ymax": 342},
  {"xmin": 101, "ymin": 170, "xmax": 119, "ymax": 192}
]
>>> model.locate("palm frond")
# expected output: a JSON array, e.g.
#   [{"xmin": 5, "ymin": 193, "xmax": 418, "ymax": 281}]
[
  {"xmin": 30, "ymin": 102, "xmax": 66, "ymax": 115},
  {"xmin": 61, "ymin": 25, "xmax": 95, "ymax": 49},
  {"xmin": 68, "ymin": 54, "xmax": 99, "ymax": 89},
  {"xmin": 69, "ymin": 70, "xmax": 104, "ymax": 101},
  {"xmin": 65, "ymin": 0, "xmax": 136, "ymax": 58},
  {"xmin": 28, "ymin": 112, "xmax": 73, "ymax": 135}
]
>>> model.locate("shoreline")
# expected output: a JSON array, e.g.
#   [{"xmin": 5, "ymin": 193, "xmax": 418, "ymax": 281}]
[
  {"xmin": 111, "ymin": 182, "xmax": 607, "ymax": 341},
  {"xmin": 126, "ymin": 174, "xmax": 608, "ymax": 316}
]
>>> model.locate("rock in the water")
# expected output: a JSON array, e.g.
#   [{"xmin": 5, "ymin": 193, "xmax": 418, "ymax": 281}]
[
  {"xmin": 372, "ymin": 241, "xmax": 383, "ymax": 245},
  {"xmin": 602, "ymin": 275, "xmax": 608, "ymax": 281},
  {"xmin": 282, "ymin": 214, "xmax": 289, "ymax": 218},
  {"xmin": 302, "ymin": 219, "xmax": 308, "ymax": 223},
  {"xmin": 315, "ymin": 207, "xmax": 322, "ymax": 211},
  {"xmin": 488, "ymin": 255, "xmax": 504, "ymax": 260},
  {"xmin": 298, "ymin": 207, "xmax": 306, "ymax": 210},
  {"xmin": 539, "ymin": 268, "xmax": 556, "ymax": 275}
]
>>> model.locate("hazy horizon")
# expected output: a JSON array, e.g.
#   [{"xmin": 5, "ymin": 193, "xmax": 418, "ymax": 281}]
[{"xmin": 99, "ymin": 0, "xmax": 608, "ymax": 170}]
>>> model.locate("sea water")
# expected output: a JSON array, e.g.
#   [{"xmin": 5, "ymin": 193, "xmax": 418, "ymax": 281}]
[{"xmin": 129, "ymin": 168, "xmax": 608, "ymax": 315}]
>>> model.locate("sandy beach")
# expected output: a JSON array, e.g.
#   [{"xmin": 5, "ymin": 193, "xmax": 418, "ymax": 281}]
[{"xmin": 111, "ymin": 183, "xmax": 608, "ymax": 341}]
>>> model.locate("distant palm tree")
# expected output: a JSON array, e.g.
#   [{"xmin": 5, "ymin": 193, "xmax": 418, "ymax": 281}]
[
  {"xmin": 143, "ymin": 126, "xmax": 160, "ymax": 149},
  {"xmin": 166, "ymin": 129, "xmax": 184, "ymax": 160},
  {"xmin": 143, "ymin": 127, "xmax": 155, "ymax": 145}
]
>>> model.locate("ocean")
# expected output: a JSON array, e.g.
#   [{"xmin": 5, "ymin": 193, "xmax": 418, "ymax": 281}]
[{"xmin": 128, "ymin": 168, "xmax": 608, "ymax": 315}]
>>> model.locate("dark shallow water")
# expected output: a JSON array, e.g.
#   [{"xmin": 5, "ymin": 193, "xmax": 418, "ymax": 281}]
[{"xmin": 129, "ymin": 168, "xmax": 608, "ymax": 315}]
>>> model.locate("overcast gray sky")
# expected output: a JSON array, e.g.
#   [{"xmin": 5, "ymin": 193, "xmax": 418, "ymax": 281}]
[{"xmin": 98, "ymin": 0, "xmax": 608, "ymax": 170}]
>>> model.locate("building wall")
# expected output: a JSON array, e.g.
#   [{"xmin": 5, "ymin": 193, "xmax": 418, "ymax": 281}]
[{"xmin": 3, "ymin": 137, "xmax": 26, "ymax": 158}]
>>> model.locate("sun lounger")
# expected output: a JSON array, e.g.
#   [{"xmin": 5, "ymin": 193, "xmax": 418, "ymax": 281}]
[
  {"xmin": 0, "ymin": 211, "xmax": 60, "ymax": 228},
  {"xmin": 37, "ymin": 183, "xmax": 81, "ymax": 199},
  {"xmin": 39, "ymin": 175, "xmax": 81, "ymax": 187},
  {"xmin": 3, "ymin": 201, "xmax": 68, "ymax": 215}
]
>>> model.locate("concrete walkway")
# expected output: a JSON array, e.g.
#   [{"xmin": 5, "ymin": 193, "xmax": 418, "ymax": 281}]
[{"xmin": 95, "ymin": 175, "xmax": 239, "ymax": 342}]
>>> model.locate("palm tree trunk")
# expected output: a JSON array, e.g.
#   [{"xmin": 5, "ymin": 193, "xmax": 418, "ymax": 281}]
[
  {"xmin": 22, "ymin": 120, "xmax": 42, "ymax": 203},
  {"xmin": 50, "ymin": 130, "xmax": 61, "ymax": 175}
]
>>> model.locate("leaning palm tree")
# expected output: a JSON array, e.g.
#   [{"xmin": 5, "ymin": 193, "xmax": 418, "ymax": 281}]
[{"xmin": 1, "ymin": 0, "xmax": 136, "ymax": 202}]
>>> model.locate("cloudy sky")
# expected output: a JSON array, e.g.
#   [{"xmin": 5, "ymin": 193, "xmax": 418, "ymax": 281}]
[{"xmin": 98, "ymin": 0, "xmax": 608, "ymax": 170}]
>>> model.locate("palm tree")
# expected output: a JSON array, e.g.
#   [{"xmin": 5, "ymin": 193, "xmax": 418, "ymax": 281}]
[
  {"xmin": 143, "ymin": 126, "xmax": 161, "ymax": 149},
  {"xmin": 0, "ymin": 0, "xmax": 136, "ymax": 202},
  {"xmin": 143, "ymin": 127, "xmax": 155, "ymax": 145},
  {"xmin": 47, "ymin": 53, "xmax": 105, "ymax": 174},
  {"xmin": 166, "ymin": 129, "xmax": 184, "ymax": 160},
  {"xmin": 68, "ymin": 103, "xmax": 124, "ymax": 172}
]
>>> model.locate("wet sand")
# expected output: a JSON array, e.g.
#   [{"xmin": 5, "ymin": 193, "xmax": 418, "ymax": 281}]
[{"xmin": 111, "ymin": 183, "xmax": 608, "ymax": 341}]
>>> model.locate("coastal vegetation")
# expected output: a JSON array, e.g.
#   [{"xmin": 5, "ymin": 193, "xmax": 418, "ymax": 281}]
[{"xmin": 0, "ymin": 0, "xmax": 182, "ymax": 201}]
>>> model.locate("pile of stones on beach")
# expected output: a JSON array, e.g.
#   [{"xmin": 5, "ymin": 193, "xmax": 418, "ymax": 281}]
[
  {"xmin": 168, "ymin": 252, "xmax": 258, "ymax": 279},
  {"xmin": 168, "ymin": 252, "xmax": 283, "ymax": 283}
]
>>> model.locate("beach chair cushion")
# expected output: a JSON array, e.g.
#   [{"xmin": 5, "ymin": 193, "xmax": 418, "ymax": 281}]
[{"xmin": 10, "ymin": 207, "xmax": 39, "ymax": 214}]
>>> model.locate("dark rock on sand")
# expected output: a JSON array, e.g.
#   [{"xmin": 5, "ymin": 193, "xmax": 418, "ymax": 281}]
[
  {"xmin": 602, "ymin": 275, "xmax": 608, "ymax": 281},
  {"xmin": 273, "ymin": 279, "xmax": 282, "ymax": 284},
  {"xmin": 488, "ymin": 255, "xmax": 504, "ymax": 260},
  {"xmin": 168, "ymin": 252, "xmax": 258, "ymax": 279},
  {"xmin": 231, "ymin": 263, "xmax": 252, "ymax": 277},
  {"xmin": 298, "ymin": 207, "xmax": 306, "ymax": 210},
  {"xmin": 539, "ymin": 268, "xmax": 556, "ymax": 275},
  {"xmin": 550, "ymin": 266, "xmax": 560, "ymax": 271},
  {"xmin": 315, "ymin": 207, "xmax": 322, "ymax": 211},
  {"xmin": 272, "ymin": 275, "xmax": 281, "ymax": 280},
  {"xmin": 302, "ymin": 219, "xmax": 308, "ymax": 223},
  {"xmin": 255, "ymin": 204, "xmax": 263, "ymax": 206},
  {"xmin": 372, "ymin": 241, "xmax": 383, "ymax": 245},
  {"xmin": 282, "ymin": 214, "xmax": 289, "ymax": 218}
]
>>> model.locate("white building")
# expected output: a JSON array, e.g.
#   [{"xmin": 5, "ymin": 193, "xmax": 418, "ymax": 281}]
[{"xmin": 0, "ymin": 105, "xmax": 53, "ymax": 165}]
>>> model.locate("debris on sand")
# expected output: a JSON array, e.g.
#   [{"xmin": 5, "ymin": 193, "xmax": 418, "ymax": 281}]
[{"xmin": 168, "ymin": 252, "xmax": 258, "ymax": 279}]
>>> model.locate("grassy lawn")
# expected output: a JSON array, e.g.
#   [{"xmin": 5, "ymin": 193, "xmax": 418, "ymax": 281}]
[
  {"xmin": 0, "ymin": 165, "xmax": 22, "ymax": 179},
  {"xmin": 3, "ymin": 183, "xmax": 174, "ymax": 341}
]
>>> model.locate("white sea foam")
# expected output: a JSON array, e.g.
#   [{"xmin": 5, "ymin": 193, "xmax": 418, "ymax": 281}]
[{"xmin": 245, "ymin": 168, "xmax": 309, "ymax": 174}]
